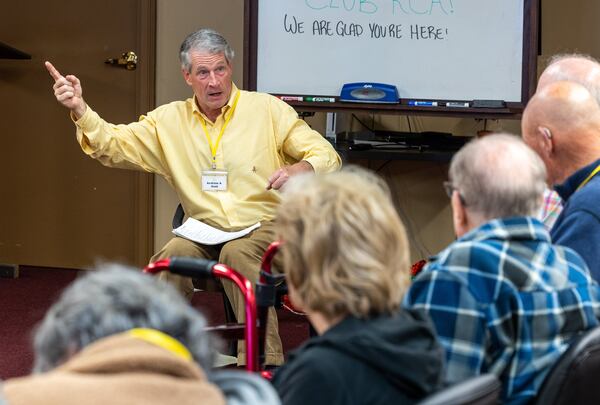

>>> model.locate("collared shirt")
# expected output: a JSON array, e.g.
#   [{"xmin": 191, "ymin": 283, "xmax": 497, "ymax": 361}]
[
  {"xmin": 552, "ymin": 158, "xmax": 600, "ymax": 281},
  {"xmin": 73, "ymin": 84, "xmax": 341, "ymax": 230},
  {"xmin": 538, "ymin": 188, "xmax": 563, "ymax": 229},
  {"xmin": 403, "ymin": 217, "xmax": 600, "ymax": 405}
]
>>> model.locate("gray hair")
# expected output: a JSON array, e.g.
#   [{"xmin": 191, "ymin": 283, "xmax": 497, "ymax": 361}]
[
  {"xmin": 32, "ymin": 264, "xmax": 216, "ymax": 373},
  {"xmin": 547, "ymin": 53, "xmax": 599, "ymax": 68},
  {"xmin": 544, "ymin": 53, "xmax": 600, "ymax": 104},
  {"xmin": 449, "ymin": 133, "xmax": 546, "ymax": 219},
  {"xmin": 180, "ymin": 28, "xmax": 234, "ymax": 72}
]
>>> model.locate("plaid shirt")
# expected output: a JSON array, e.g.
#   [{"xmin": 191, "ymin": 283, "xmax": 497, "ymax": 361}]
[{"xmin": 403, "ymin": 217, "xmax": 600, "ymax": 405}]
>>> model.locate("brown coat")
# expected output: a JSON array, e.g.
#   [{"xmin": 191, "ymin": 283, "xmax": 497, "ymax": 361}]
[{"xmin": 3, "ymin": 333, "xmax": 225, "ymax": 405}]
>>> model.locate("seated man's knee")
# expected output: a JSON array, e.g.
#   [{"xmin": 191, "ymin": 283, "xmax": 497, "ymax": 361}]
[
  {"xmin": 151, "ymin": 237, "xmax": 209, "ymax": 262},
  {"xmin": 219, "ymin": 240, "xmax": 263, "ymax": 281},
  {"xmin": 219, "ymin": 240, "xmax": 250, "ymax": 264}
]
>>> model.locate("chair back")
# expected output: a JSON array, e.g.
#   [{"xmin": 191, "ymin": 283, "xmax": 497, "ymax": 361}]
[
  {"xmin": 172, "ymin": 203, "xmax": 185, "ymax": 229},
  {"xmin": 418, "ymin": 374, "xmax": 500, "ymax": 405},
  {"xmin": 533, "ymin": 325, "xmax": 600, "ymax": 405}
]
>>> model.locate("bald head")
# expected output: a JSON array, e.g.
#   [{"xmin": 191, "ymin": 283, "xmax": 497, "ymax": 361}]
[
  {"xmin": 450, "ymin": 133, "xmax": 546, "ymax": 221},
  {"xmin": 523, "ymin": 81, "xmax": 600, "ymax": 184},
  {"xmin": 537, "ymin": 54, "xmax": 600, "ymax": 104}
]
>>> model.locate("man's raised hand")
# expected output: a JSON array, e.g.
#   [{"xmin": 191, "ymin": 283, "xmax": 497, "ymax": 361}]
[{"xmin": 45, "ymin": 61, "xmax": 87, "ymax": 119}]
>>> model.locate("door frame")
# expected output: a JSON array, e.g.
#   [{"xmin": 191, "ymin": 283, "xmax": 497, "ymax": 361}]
[{"xmin": 133, "ymin": 0, "xmax": 157, "ymax": 266}]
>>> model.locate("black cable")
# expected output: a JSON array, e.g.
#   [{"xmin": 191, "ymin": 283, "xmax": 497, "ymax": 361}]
[
  {"xmin": 406, "ymin": 115, "xmax": 413, "ymax": 133},
  {"xmin": 374, "ymin": 160, "xmax": 392, "ymax": 173},
  {"xmin": 351, "ymin": 113, "xmax": 374, "ymax": 131}
]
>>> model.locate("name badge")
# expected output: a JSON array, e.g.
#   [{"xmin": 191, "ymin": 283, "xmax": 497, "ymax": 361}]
[{"xmin": 202, "ymin": 170, "xmax": 228, "ymax": 191}]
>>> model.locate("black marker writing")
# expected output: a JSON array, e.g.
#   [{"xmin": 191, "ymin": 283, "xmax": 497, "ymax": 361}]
[
  {"xmin": 284, "ymin": 14, "xmax": 305, "ymax": 34},
  {"xmin": 368, "ymin": 23, "xmax": 403, "ymax": 39},
  {"xmin": 410, "ymin": 24, "xmax": 447, "ymax": 40}
]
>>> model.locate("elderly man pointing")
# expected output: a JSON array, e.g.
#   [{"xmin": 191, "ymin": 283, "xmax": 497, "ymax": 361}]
[{"xmin": 45, "ymin": 28, "xmax": 341, "ymax": 367}]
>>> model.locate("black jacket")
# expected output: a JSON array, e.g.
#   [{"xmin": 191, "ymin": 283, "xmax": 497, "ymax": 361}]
[{"xmin": 271, "ymin": 309, "xmax": 444, "ymax": 405}]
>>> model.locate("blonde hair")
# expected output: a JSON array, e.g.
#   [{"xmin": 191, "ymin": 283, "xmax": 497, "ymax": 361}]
[{"xmin": 275, "ymin": 166, "xmax": 410, "ymax": 321}]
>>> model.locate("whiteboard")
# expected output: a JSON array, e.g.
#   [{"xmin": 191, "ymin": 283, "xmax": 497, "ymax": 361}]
[{"xmin": 249, "ymin": 0, "xmax": 533, "ymax": 104}]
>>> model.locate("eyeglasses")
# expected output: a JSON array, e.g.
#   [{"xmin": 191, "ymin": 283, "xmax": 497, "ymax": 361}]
[{"xmin": 443, "ymin": 181, "xmax": 468, "ymax": 205}]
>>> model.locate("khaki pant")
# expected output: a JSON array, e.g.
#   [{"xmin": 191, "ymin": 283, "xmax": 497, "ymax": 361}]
[{"xmin": 150, "ymin": 221, "xmax": 284, "ymax": 366}]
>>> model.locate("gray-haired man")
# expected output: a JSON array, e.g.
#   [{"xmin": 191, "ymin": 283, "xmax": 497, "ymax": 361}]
[
  {"xmin": 404, "ymin": 134, "xmax": 600, "ymax": 404},
  {"xmin": 45, "ymin": 28, "xmax": 342, "ymax": 366}
]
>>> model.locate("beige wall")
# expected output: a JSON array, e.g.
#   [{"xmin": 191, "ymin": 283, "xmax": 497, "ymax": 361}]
[
  {"xmin": 541, "ymin": 1, "xmax": 600, "ymax": 59},
  {"xmin": 154, "ymin": 1, "xmax": 600, "ymax": 261},
  {"xmin": 154, "ymin": 0, "xmax": 244, "ymax": 251}
]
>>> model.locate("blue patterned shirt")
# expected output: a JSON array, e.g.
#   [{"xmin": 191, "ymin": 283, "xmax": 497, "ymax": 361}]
[{"xmin": 403, "ymin": 217, "xmax": 600, "ymax": 405}]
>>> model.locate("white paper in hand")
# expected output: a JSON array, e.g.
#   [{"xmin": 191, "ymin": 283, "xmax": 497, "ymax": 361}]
[{"xmin": 173, "ymin": 218, "xmax": 261, "ymax": 245}]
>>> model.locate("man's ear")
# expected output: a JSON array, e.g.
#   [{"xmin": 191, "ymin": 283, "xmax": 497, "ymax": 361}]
[
  {"xmin": 537, "ymin": 126, "xmax": 555, "ymax": 156},
  {"xmin": 451, "ymin": 191, "xmax": 469, "ymax": 238},
  {"xmin": 182, "ymin": 68, "xmax": 192, "ymax": 86}
]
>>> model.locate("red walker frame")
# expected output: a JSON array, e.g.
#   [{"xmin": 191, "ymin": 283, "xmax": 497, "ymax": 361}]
[{"xmin": 143, "ymin": 241, "xmax": 283, "ymax": 374}]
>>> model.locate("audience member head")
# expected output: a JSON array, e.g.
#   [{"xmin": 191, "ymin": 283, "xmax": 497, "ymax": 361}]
[
  {"xmin": 179, "ymin": 28, "xmax": 235, "ymax": 73},
  {"xmin": 275, "ymin": 166, "xmax": 410, "ymax": 332},
  {"xmin": 32, "ymin": 264, "xmax": 216, "ymax": 373},
  {"xmin": 522, "ymin": 81, "xmax": 600, "ymax": 185},
  {"xmin": 537, "ymin": 54, "xmax": 600, "ymax": 103},
  {"xmin": 447, "ymin": 134, "xmax": 546, "ymax": 237}
]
